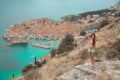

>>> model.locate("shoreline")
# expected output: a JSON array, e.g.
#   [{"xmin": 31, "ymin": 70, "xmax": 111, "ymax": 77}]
[
  {"xmin": 8, "ymin": 39, "xmax": 59, "ymax": 80},
  {"xmin": 3, "ymin": 18, "xmax": 80, "ymax": 45},
  {"xmin": 13, "ymin": 51, "xmax": 53, "ymax": 80}
]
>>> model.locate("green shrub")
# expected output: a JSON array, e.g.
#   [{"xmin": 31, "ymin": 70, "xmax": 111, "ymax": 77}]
[
  {"xmin": 100, "ymin": 19, "xmax": 109, "ymax": 27},
  {"xmin": 114, "ymin": 12, "xmax": 120, "ymax": 17},
  {"xmin": 106, "ymin": 49, "xmax": 119, "ymax": 60},
  {"xmin": 106, "ymin": 39, "xmax": 120, "ymax": 60},
  {"xmin": 80, "ymin": 31, "xmax": 86, "ymax": 36},
  {"xmin": 51, "ymin": 48, "xmax": 57, "ymax": 57},
  {"xmin": 57, "ymin": 34, "xmax": 74, "ymax": 54},
  {"xmin": 78, "ymin": 9, "xmax": 117, "ymax": 18}
]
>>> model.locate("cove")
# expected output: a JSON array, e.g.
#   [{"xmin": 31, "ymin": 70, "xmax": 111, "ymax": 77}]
[{"xmin": 0, "ymin": 39, "xmax": 59, "ymax": 80}]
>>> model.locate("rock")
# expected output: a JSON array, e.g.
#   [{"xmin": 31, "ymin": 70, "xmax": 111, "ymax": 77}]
[
  {"xmin": 58, "ymin": 61, "xmax": 120, "ymax": 80},
  {"xmin": 34, "ymin": 59, "xmax": 46, "ymax": 67},
  {"xmin": 22, "ymin": 64, "xmax": 33, "ymax": 73}
]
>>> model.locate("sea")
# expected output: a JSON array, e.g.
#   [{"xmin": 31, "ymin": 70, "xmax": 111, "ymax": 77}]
[{"xmin": 0, "ymin": 0, "xmax": 119, "ymax": 80}]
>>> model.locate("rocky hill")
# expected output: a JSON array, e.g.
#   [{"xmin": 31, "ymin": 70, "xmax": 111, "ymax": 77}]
[
  {"xmin": 16, "ymin": 16, "xmax": 120, "ymax": 80},
  {"xmin": 61, "ymin": 2, "xmax": 120, "ymax": 23},
  {"xmin": 111, "ymin": 2, "xmax": 120, "ymax": 10}
]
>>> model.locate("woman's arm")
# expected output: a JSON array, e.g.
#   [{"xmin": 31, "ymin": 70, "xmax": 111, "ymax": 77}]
[
  {"xmin": 95, "ymin": 35, "xmax": 98, "ymax": 41},
  {"xmin": 86, "ymin": 34, "xmax": 91, "ymax": 39}
]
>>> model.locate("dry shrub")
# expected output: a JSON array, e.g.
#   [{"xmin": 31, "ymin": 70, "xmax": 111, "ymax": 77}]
[
  {"xmin": 106, "ymin": 49, "xmax": 119, "ymax": 60},
  {"xmin": 106, "ymin": 39, "xmax": 120, "ymax": 60},
  {"xmin": 113, "ymin": 39, "xmax": 120, "ymax": 52},
  {"xmin": 80, "ymin": 49, "xmax": 89, "ymax": 59}
]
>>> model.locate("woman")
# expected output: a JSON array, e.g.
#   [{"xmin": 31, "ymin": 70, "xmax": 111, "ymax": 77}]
[{"xmin": 88, "ymin": 33, "xmax": 97, "ymax": 69}]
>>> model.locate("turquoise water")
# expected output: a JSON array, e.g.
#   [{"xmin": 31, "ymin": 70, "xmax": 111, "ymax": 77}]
[
  {"xmin": 0, "ymin": 0, "xmax": 119, "ymax": 80},
  {"xmin": 0, "ymin": 39, "xmax": 59, "ymax": 80}
]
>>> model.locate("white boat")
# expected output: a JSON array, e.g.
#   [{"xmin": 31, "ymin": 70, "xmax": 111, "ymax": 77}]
[{"xmin": 32, "ymin": 43, "xmax": 51, "ymax": 49}]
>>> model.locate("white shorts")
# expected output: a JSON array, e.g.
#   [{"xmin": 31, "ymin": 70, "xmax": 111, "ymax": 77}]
[{"xmin": 88, "ymin": 48, "xmax": 95, "ymax": 53}]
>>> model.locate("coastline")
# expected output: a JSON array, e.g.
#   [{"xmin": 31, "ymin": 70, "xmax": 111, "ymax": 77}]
[
  {"xmin": 13, "ymin": 49, "xmax": 53, "ymax": 80},
  {"xmin": 0, "ymin": 39, "xmax": 59, "ymax": 80},
  {"xmin": 3, "ymin": 18, "xmax": 80, "ymax": 45}
]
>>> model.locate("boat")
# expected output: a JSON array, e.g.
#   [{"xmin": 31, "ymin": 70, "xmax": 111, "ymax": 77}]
[
  {"xmin": 7, "ymin": 43, "xmax": 12, "ymax": 46},
  {"xmin": 32, "ymin": 43, "xmax": 51, "ymax": 49}
]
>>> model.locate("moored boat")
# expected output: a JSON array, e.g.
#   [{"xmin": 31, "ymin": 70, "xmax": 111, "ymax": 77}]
[{"xmin": 32, "ymin": 43, "xmax": 51, "ymax": 49}]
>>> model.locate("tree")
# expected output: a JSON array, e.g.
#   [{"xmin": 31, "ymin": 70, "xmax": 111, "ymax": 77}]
[{"xmin": 58, "ymin": 33, "xmax": 74, "ymax": 54}]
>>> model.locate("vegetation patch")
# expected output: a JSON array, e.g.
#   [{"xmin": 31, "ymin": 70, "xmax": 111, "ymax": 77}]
[
  {"xmin": 57, "ymin": 34, "xmax": 74, "ymax": 54},
  {"xmin": 80, "ymin": 49, "xmax": 89, "ymax": 59},
  {"xmin": 78, "ymin": 9, "xmax": 117, "ymax": 18}
]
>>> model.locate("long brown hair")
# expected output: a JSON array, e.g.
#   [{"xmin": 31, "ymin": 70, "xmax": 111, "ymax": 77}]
[{"xmin": 91, "ymin": 33, "xmax": 96, "ymax": 46}]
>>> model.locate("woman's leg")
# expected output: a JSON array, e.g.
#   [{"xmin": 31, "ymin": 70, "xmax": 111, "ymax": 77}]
[
  {"xmin": 91, "ymin": 53, "xmax": 94, "ymax": 66},
  {"xmin": 90, "ymin": 52, "xmax": 94, "ymax": 69}
]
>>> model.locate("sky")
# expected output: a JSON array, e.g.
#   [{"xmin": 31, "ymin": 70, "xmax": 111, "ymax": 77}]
[{"xmin": 0, "ymin": 0, "xmax": 119, "ymax": 28}]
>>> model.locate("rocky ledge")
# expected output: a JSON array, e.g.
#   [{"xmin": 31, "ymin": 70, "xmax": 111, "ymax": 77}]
[{"xmin": 58, "ymin": 61, "xmax": 120, "ymax": 80}]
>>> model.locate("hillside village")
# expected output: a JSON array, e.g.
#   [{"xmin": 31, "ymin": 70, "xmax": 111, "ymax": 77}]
[
  {"xmin": 7, "ymin": 2, "xmax": 120, "ymax": 80},
  {"xmin": 4, "ymin": 2, "xmax": 120, "ymax": 45}
]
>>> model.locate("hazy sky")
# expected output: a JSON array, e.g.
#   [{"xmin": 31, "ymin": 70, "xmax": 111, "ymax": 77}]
[{"xmin": 0, "ymin": 0, "xmax": 119, "ymax": 27}]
